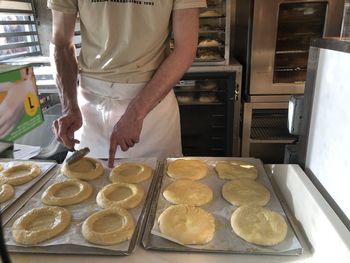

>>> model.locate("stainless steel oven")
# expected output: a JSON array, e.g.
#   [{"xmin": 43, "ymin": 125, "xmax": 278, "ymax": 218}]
[{"xmin": 235, "ymin": 0, "xmax": 345, "ymax": 97}]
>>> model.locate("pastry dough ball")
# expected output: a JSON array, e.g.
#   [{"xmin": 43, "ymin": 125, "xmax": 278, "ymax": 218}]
[
  {"xmin": 200, "ymin": 10, "xmax": 221, "ymax": 17},
  {"xmin": 96, "ymin": 182, "xmax": 144, "ymax": 209},
  {"xmin": 0, "ymin": 184, "xmax": 15, "ymax": 203},
  {"xmin": 198, "ymin": 39, "xmax": 220, "ymax": 47},
  {"xmin": 158, "ymin": 205, "xmax": 215, "ymax": 245},
  {"xmin": 109, "ymin": 162, "xmax": 153, "ymax": 183},
  {"xmin": 62, "ymin": 157, "xmax": 104, "ymax": 181},
  {"xmin": 198, "ymin": 50, "xmax": 221, "ymax": 60},
  {"xmin": 215, "ymin": 160, "xmax": 258, "ymax": 180},
  {"xmin": 163, "ymin": 179, "xmax": 213, "ymax": 206},
  {"xmin": 231, "ymin": 206, "xmax": 288, "ymax": 246},
  {"xmin": 82, "ymin": 207, "xmax": 135, "ymax": 245},
  {"xmin": 167, "ymin": 159, "xmax": 208, "ymax": 180},
  {"xmin": 0, "ymin": 162, "xmax": 41, "ymax": 186},
  {"xmin": 222, "ymin": 178, "xmax": 270, "ymax": 206},
  {"xmin": 12, "ymin": 206, "xmax": 71, "ymax": 245},
  {"xmin": 41, "ymin": 179, "xmax": 93, "ymax": 206}
]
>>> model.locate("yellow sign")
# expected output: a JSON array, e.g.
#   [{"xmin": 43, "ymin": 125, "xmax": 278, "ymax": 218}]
[{"xmin": 24, "ymin": 92, "xmax": 40, "ymax": 116}]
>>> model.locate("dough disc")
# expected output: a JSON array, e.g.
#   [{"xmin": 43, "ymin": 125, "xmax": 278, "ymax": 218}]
[
  {"xmin": 163, "ymin": 179, "xmax": 213, "ymax": 206},
  {"xmin": 215, "ymin": 160, "xmax": 258, "ymax": 180},
  {"xmin": 41, "ymin": 179, "xmax": 93, "ymax": 206},
  {"xmin": 0, "ymin": 184, "xmax": 15, "ymax": 203},
  {"xmin": 231, "ymin": 205, "xmax": 288, "ymax": 246},
  {"xmin": 12, "ymin": 206, "xmax": 71, "ymax": 245},
  {"xmin": 109, "ymin": 163, "xmax": 153, "ymax": 183},
  {"xmin": 96, "ymin": 182, "xmax": 144, "ymax": 209},
  {"xmin": 222, "ymin": 178, "xmax": 270, "ymax": 206},
  {"xmin": 158, "ymin": 204, "xmax": 215, "ymax": 245},
  {"xmin": 82, "ymin": 207, "xmax": 135, "ymax": 245},
  {"xmin": 167, "ymin": 159, "xmax": 208, "ymax": 180},
  {"xmin": 0, "ymin": 162, "xmax": 41, "ymax": 186},
  {"xmin": 62, "ymin": 157, "xmax": 104, "ymax": 181}
]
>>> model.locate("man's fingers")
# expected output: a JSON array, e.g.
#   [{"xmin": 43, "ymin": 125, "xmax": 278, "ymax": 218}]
[{"xmin": 108, "ymin": 133, "xmax": 118, "ymax": 168}]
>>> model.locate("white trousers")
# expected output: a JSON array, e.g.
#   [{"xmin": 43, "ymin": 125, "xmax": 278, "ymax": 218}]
[{"xmin": 75, "ymin": 75, "xmax": 182, "ymax": 159}]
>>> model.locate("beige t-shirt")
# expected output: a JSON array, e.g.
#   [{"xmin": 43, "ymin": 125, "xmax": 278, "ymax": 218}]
[{"xmin": 47, "ymin": 0, "xmax": 207, "ymax": 83}]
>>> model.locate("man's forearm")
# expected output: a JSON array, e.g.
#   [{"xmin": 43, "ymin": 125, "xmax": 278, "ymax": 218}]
[
  {"xmin": 129, "ymin": 47, "xmax": 196, "ymax": 120},
  {"xmin": 50, "ymin": 42, "xmax": 79, "ymax": 113}
]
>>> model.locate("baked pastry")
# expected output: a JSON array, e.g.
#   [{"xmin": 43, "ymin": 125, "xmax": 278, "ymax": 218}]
[
  {"xmin": 222, "ymin": 178, "xmax": 270, "ymax": 206},
  {"xmin": 231, "ymin": 206, "xmax": 288, "ymax": 246},
  {"xmin": 200, "ymin": 24, "xmax": 213, "ymax": 31},
  {"xmin": 158, "ymin": 204, "xmax": 215, "ymax": 245},
  {"xmin": 215, "ymin": 160, "xmax": 258, "ymax": 180},
  {"xmin": 167, "ymin": 159, "xmax": 208, "ymax": 180},
  {"xmin": 199, "ymin": 94, "xmax": 217, "ymax": 103},
  {"xmin": 198, "ymin": 50, "xmax": 221, "ymax": 60},
  {"xmin": 62, "ymin": 157, "xmax": 104, "ymax": 181},
  {"xmin": 82, "ymin": 207, "xmax": 135, "ymax": 245},
  {"xmin": 96, "ymin": 182, "xmax": 144, "ymax": 209},
  {"xmin": 109, "ymin": 162, "xmax": 153, "ymax": 183},
  {"xmin": 163, "ymin": 179, "xmax": 213, "ymax": 206},
  {"xmin": 12, "ymin": 206, "xmax": 71, "ymax": 245},
  {"xmin": 200, "ymin": 10, "xmax": 221, "ymax": 17},
  {"xmin": 198, "ymin": 39, "xmax": 220, "ymax": 47},
  {"xmin": 41, "ymin": 179, "xmax": 93, "ymax": 206},
  {"xmin": 0, "ymin": 184, "xmax": 15, "ymax": 203},
  {"xmin": 0, "ymin": 162, "xmax": 41, "ymax": 186},
  {"xmin": 198, "ymin": 80, "xmax": 218, "ymax": 91},
  {"xmin": 176, "ymin": 94, "xmax": 194, "ymax": 103}
]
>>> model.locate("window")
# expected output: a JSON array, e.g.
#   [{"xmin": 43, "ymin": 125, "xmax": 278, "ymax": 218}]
[{"xmin": 0, "ymin": 0, "xmax": 41, "ymax": 61}]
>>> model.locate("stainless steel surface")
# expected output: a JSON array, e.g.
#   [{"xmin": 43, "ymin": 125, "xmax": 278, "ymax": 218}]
[
  {"xmin": 65, "ymin": 147, "xmax": 90, "ymax": 165},
  {"xmin": 250, "ymin": 0, "xmax": 345, "ymax": 95},
  {"xmin": 288, "ymin": 95, "xmax": 304, "ymax": 135},
  {"xmin": 142, "ymin": 157, "xmax": 303, "ymax": 255},
  {"xmin": 193, "ymin": 0, "xmax": 233, "ymax": 66},
  {"xmin": 242, "ymin": 102, "xmax": 289, "ymax": 157},
  {"xmin": 298, "ymin": 38, "xmax": 350, "ymax": 231},
  {"xmin": 4, "ymin": 158, "xmax": 161, "ymax": 256},
  {"xmin": 186, "ymin": 63, "xmax": 242, "ymax": 157}
]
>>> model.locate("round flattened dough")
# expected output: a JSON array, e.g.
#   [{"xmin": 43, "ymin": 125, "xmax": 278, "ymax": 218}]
[
  {"xmin": 41, "ymin": 179, "xmax": 93, "ymax": 206},
  {"xmin": 12, "ymin": 206, "xmax": 71, "ymax": 245},
  {"xmin": 82, "ymin": 207, "xmax": 135, "ymax": 245},
  {"xmin": 0, "ymin": 162, "xmax": 41, "ymax": 186},
  {"xmin": 62, "ymin": 157, "xmax": 104, "ymax": 181},
  {"xmin": 109, "ymin": 162, "xmax": 153, "ymax": 183},
  {"xmin": 231, "ymin": 206, "xmax": 288, "ymax": 246},
  {"xmin": 215, "ymin": 160, "xmax": 258, "ymax": 180},
  {"xmin": 96, "ymin": 182, "xmax": 144, "ymax": 209},
  {"xmin": 222, "ymin": 178, "xmax": 270, "ymax": 206},
  {"xmin": 0, "ymin": 184, "xmax": 15, "ymax": 203},
  {"xmin": 167, "ymin": 159, "xmax": 208, "ymax": 181},
  {"xmin": 158, "ymin": 204, "xmax": 215, "ymax": 245},
  {"xmin": 163, "ymin": 179, "xmax": 213, "ymax": 206}
]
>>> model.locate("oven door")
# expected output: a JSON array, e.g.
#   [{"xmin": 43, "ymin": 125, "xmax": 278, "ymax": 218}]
[{"xmin": 250, "ymin": 0, "xmax": 344, "ymax": 95}]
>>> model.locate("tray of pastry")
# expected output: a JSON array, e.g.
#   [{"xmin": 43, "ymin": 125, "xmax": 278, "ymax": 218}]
[
  {"xmin": 3, "ymin": 157, "xmax": 160, "ymax": 256},
  {"xmin": 0, "ymin": 159, "xmax": 57, "ymax": 214},
  {"xmin": 142, "ymin": 157, "xmax": 303, "ymax": 256}
]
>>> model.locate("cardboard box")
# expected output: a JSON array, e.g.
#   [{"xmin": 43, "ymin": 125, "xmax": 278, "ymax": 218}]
[{"xmin": 0, "ymin": 64, "xmax": 44, "ymax": 142}]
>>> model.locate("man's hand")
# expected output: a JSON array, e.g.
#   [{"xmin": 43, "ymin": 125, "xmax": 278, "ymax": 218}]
[
  {"xmin": 108, "ymin": 107, "xmax": 143, "ymax": 168},
  {"xmin": 53, "ymin": 109, "xmax": 82, "ymax": 150}
]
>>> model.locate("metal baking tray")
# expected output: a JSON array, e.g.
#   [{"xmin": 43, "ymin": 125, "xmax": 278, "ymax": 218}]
[
  {"xmin": 142, "ymin": 157, "xmax": 303, "ymax": 256},
  {"xmin": 4, "ymin": 158, "xmax": 161, "ymax": 256},
  {"xmin": 0, "ymin": 159, "xmax": 57, "ymax": 215}
]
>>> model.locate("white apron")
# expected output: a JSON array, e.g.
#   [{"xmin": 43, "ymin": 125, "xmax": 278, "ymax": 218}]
[{"xmin": 75, "ymin": 75, "xmax": 182, "ymax": 159}]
